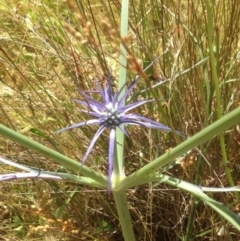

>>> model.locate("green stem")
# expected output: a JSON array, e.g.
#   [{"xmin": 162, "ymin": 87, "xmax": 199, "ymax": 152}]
[
  {"xmin": 184, "ymin": 197, "xmax": 198, "ymax": 241},
  {"xmin": 0, "ymin": 124, "xmax": 107, "ymax": 187},
  {"xmin": 112, "ymin": 190, "xmax": 136, "ymax": 241},
  {"xmin": 204, "ymin": 0, "xmax": 238, "ymax": 199},
  {"xmin": 115, "ymin": 0, "xmax": 129, "ymax": 182},
  {"xmin": 185, "ymin": 151, "xmax": 207, "ymax": 241},
  {"xmin": 113, "ymin": 1, "xmax": 136, "ymax": 240}
]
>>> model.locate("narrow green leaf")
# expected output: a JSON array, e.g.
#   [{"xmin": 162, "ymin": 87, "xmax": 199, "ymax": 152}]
[{"xmin": 162, "ymin": 175, "xmax": 240, "ymax": 230}]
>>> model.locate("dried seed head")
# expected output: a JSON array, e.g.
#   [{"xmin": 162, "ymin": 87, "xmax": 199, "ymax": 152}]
[
  {"xmin": 76, "ymin": 14, "xmax": 85, "ymax": 25},
  {"xmin": 128, "ymin": 57, "xmax": 143, "ymax": 73},
  {"xmin": 80, "ymin": 39, "xmax": 88, "ymax": 45},
  {"xmin": 65, "ymin": 0, "xmax": 76, "ymax": 11},
  {"xmin": 86, "ymin": 21, "xmax": 91, "ymax": 28},
  {"xmin": 75, "ymin": 32, "xmax": 83, "ymax": 41},
  {"xmin": 101, "ymin": 20, "xmax": 112, "ymax": 31},
  {"xmin": 64, "ymin": 23, "xmax": 76, "ymax": 35},
  {"xmin": 121, "ymin": 34, "xmax": 133, "ymax": 44},
  {"xmin": 101, "ymin": 20, "xmax": 119, "ymax": 41},
  {"xmin": 109, "ymin": 29, "xmax": 119, "ymax": 41}
]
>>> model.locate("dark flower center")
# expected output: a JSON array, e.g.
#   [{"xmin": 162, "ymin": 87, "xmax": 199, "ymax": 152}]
[{"xmin": 104, "ymin": 103, "xmax": 122, "ymax": 126}]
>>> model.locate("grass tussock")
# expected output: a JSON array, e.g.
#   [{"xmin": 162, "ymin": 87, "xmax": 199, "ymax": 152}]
[{"xmin": 0, "ymin": 0, "xmax": 239, "ymax": 240}]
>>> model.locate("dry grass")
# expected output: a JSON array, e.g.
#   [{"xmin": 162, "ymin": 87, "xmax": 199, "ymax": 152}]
[{"xmin": 0, "ymin": 0, "xmax": 239, "ymax": 240}]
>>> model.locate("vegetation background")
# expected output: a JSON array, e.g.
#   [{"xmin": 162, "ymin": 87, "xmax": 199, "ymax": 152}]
[{"xmin": 0, "ymin": 0, "xmax": 239, "ymax": 240}]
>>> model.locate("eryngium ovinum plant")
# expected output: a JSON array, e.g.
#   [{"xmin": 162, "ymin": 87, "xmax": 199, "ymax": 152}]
[
  {"xmin": 1, "ymin": 66, "xmax": 240, "ymax": 241},
  {"xmin": 55, "ymin": 72, "xmax": 183, "ymax": 192},
  {"xmin": 0, "ymin": 1, "xmax": 240, "ymax": 241}
]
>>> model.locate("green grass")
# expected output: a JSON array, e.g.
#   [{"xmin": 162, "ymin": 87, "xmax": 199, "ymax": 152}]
[{"xmin": 0, "ymin": 0, "xmax": 239, "ymax": 240}]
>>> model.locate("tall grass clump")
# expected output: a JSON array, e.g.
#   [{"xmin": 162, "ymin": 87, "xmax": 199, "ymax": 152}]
[{"xmin": 0, "ymin": 0, "xmax": 239, "ymax": 240}]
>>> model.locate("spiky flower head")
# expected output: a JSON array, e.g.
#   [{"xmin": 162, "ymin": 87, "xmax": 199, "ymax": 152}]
[{"xmin": 56, "ymin": 73, "xmax": 181, "ymax": 191}]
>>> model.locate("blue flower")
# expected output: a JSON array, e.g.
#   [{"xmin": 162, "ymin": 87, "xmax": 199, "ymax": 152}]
[{"xmin": 56, "ymin": 73, "xmax": 181, "ymax": 192}]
